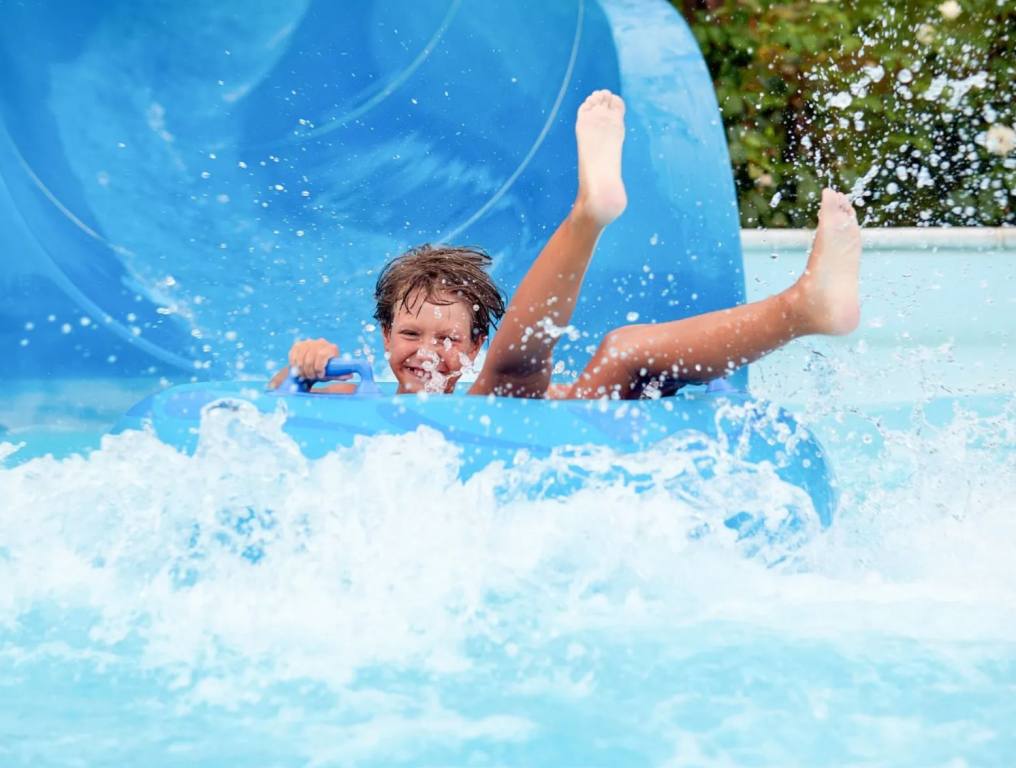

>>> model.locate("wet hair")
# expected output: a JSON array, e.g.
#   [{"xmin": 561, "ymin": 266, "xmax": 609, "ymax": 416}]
[{"xmin": 373, "ymin": 244, "xmax": 506, "ymax": 340}]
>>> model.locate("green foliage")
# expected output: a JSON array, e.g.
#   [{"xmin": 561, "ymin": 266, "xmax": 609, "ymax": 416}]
[{"xmin": 676, "ymin": 0, "xmax": 1015, "ymax": 227}]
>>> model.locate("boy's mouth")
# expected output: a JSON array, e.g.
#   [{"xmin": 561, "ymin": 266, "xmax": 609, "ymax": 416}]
[
  {"xmin": 405, "ymin": 365, "xmax": 428, "ymax": 380},
  {"xmin": 403, "ymin": 362, "xmax": 459, "ymax": 391}
]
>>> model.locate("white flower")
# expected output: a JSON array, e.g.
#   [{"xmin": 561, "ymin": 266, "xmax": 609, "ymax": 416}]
[
  {"xmin": 938, "ymin": 0, "xmax": 961, "ymax": 20},
  {"xmin": 916, "ymin": 23, "xmax": 936, "ymax": 45},
  {"xmin": 985, "ymin": 124, "xmax": 1016, "ymax": 156}
]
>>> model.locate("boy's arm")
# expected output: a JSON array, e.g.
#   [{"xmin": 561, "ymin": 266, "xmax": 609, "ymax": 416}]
[
  {"xmin": 470, "ymin": 211, "xmax": 603, "ymax": 396},
  {"xmin": 470, "ymin": 90, "xmax": 626, "ymax": 397}
]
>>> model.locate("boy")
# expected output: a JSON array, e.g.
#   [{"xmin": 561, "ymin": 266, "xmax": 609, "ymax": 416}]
[{"xmin": 270, "ymin": 90, "xmax": 861, "ymax": 399}]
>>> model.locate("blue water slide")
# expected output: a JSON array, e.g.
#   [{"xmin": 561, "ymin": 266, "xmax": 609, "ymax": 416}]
[{"xmin": 0, "ymin": 0, "xmax": 745, "ymax": 386}]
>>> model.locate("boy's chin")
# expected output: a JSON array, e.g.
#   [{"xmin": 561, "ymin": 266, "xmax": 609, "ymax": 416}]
[
  {"xmin": 396, "ymin": 374, "xmax": 449, "ymax": 394},
  {"xmin": 397, "ymin": 376, "xmax": 459, "ymax": 395}
]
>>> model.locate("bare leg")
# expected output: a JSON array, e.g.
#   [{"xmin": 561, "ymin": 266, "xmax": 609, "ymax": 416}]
[
  {"xmin": 469, "ymin": 90, "xmax": 627, "ymax": 397},
  {"xmin": 565, "ymin": 189, "xmax": 862, "ymax": 399}
]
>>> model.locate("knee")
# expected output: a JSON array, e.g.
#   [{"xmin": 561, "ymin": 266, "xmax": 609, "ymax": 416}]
[
  {"xmin": 599, "ymin": 325, "xmax": 645, "ymax": 362},
  {"xmin": 572, "ymin": 326, "xmax": 647, "ymax": 400},
  {"xmin": 588, "ymin": 326, "xmax": 646, "ymax": 383}
]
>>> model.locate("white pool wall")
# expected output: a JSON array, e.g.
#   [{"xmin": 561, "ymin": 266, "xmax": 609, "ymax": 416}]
[{"xmin": 743, "ymin": 228, "xmax": 1016, "ymax": 406}]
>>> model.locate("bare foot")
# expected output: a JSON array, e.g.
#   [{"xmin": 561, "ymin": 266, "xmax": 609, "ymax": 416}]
[
  {"xmin": 574, "ymin": 90, "xmax": 627, "ymax": 227},
  {"xmin": 791, "ymin": 188, "xmax": 862, "ymax": 335}
]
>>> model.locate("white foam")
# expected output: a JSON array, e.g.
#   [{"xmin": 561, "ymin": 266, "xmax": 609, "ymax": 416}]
[
  {"xmin": 2, "ymin": 394, "xmax": 1015, "ymax": 762},
  {"xmin": 4, "ymin": 400, "xmax": 1015, "ymax": 664}
]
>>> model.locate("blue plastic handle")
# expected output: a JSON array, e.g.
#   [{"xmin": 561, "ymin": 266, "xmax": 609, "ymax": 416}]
[{"xmin": 277, "ymin": 357, "xmax": 381, "ymax": 396}]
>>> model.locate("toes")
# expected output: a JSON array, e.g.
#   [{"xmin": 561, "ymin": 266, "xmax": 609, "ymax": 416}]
[
  {"xmin": 580, "ymin": 89, "xmax": 620, "ymax": 111},
  {"xmin": 818, "ymin": 188, "xmax": 855, "ymax": 217},
  {"xmin": 835, "ymin": 192, "xmax": 855, "ymax": 215},
  {"xmin": 822, "ymin": 191, "xmax": 858, "ymax": 223}
]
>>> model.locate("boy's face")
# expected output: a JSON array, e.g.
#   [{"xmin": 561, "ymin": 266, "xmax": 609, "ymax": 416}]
[{"xmin": 383, "ymin": 291, "xmax": 483, "ymax": 394}]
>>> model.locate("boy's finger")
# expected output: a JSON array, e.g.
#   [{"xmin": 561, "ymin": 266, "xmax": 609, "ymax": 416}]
[
  {"xmin": 299, "ymin": 348, "xmax": 317, "ymax": 379},
  {"xmin": 291, "ymin": 339, "xmax": 312, "ymax": 367},
  {"xmin": 308, "ymin": 351, "xmax": 324, "ymax": 379},
  {"xmin": 315, "ymin": 350, "xmax": 330, "ymax": 378}
]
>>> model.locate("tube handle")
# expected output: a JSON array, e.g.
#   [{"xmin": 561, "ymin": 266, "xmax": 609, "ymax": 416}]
[{"xmin": 276, "ymin": 357, "xmax": 381, "ymax": 396}]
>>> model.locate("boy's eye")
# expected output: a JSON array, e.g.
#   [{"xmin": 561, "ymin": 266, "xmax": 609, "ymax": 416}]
[{"xmin": 400, "ymin": 330, "xmax": 419, "ymax": 338}]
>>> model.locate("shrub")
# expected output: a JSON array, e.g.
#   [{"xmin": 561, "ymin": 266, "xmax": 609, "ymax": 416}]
[{"xmin": 676, "ymin": 0, "xmax": 1015, "ymax": 227}]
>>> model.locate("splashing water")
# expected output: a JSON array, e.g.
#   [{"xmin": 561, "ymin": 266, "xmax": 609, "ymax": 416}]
[
  {"xmin": 794, "ymin": 5, "xmax": 1013, "ymax": 226},
  {"xmin": 1, "ymin": 393, "xmax": 1015, "ymax": 765}
]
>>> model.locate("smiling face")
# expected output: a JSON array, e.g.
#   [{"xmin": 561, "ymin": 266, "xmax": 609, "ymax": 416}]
[{"xmin": 383, "ymin": 291, "xmax": 484, "ymax": 394}]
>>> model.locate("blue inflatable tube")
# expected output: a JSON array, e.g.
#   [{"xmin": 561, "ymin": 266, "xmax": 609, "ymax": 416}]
[{"xmin": 116, "ymin": 359, "xmax": 837, "ymax": 531}]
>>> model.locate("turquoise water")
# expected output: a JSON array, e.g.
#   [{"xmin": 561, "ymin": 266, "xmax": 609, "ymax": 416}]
[{"xmin": 2, "ymin": 244, "xmax": 1014, "ymax": 766}]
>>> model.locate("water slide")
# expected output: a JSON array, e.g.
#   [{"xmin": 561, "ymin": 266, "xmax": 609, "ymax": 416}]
[{"xmin": 0, "ymin": 0, "xmax": 745, "ymax": 386}]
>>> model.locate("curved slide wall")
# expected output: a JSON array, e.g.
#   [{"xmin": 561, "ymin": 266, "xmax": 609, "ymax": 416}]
[{"xmin": 0, "ymin": 0, "xmax": 744, "ymax": 386}]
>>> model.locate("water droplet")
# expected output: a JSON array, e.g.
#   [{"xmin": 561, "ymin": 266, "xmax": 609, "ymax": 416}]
[{"xmin": 827, "ymin": 91, "xmax": 852, "ymax": 109}]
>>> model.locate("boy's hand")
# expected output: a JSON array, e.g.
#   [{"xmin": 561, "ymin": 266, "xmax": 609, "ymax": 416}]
[
  {"xmin": 289, "ymin": 338, "xmax": 340, "ymax": 381},
  {"xmin": 267, "ymin": 338, "xmax": 339, "ymax": 388}
]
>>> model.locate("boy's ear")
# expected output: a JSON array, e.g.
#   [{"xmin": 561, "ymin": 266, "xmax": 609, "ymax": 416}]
[{"xmin": 382, "ymin": 327, "xmax": 391, "ymax": 352}]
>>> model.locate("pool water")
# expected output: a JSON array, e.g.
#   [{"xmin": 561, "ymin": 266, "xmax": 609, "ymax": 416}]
[{"xmin": 2, "ymin": 242, "xmax": 1014, "ymax": 766}]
